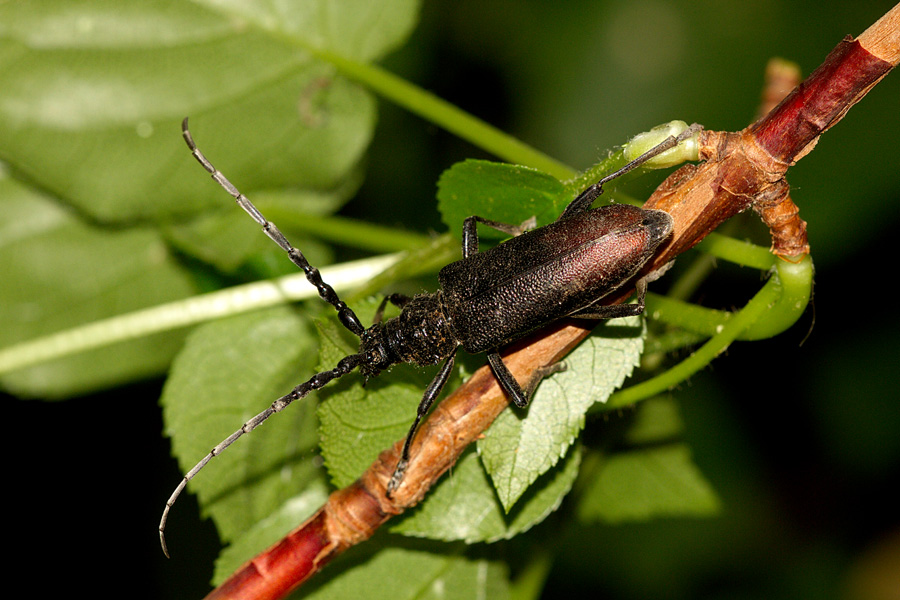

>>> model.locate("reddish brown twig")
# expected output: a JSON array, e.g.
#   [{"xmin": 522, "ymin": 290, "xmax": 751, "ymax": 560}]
[
  {"xmin": 644, "ymin": 10, "xmax": 898, "ymax": 261},
  {"xmin": 205, "ymin": 6, "xmax": 899, "ymax": 599},
  {"xmin": 206, "ymin": 321, "xmax": 588, "ymax": 600}
]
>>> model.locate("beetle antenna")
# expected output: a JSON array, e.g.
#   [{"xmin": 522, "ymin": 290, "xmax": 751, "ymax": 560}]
[
  {"xmin": 597, "ymin": 122, "xmax": 702, "ymax": 187},
  {"xmin": 159, "ymin": 352, "xmax": 367, "ymax": 558},
  {"xmin": 182, "ymin": 117, "xmax": 365, "ymax": 337}
]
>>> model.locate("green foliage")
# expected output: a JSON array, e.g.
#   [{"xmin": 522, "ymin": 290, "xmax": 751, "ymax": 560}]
[
  {"xmin": 0, "ymin": 2, "xmax": 843, "ymax": 599},
  {"xmin": 301, "ymin": 539, "xmax": 511, "ymax": 600},
  {"xmin": 0, "ymin": 170, "xmax": 197, "ymax": 397},
  {"xmin": 577, "ymin": 397, "xmax": 720, "ymax": 523},
  {"xmin": 0, "ymin": 0, "xmax": 420, "ymax": 396}
]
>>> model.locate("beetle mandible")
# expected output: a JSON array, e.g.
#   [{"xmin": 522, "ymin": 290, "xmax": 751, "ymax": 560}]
[{"xmin": 159, "ymin": 119, "xmax": 699, "ymax": 556}]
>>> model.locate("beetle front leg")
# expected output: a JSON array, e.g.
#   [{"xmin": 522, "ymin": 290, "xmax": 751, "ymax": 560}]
[
  {"xmin": 373, "ymin": 293, "xmax": 412, "ymax": 324},
  {"xmin": 386, "ymin": 352, "xmax": 457, "ymax": 497},
  {"xmin": 559, "ymin": 124, "xmax": 702, "ymax": 221},
  {"xmin": 558, "ymin": 183, "xmax": 606, "ymax": 221},
  {"xmin": 462, "ymin": 215, "xmax": 537, "ymax": 258}
]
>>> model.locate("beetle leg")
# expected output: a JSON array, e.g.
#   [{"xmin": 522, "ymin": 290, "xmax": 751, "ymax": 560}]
[
  {"xmin": 527, "ymin": 362, "xmax": 567, "ymax": 396},
  {"xmin": 567, "ymin": 272, "xmax": 654, "ymax": 320},
  {"xmin": 559, "ymin": 183, "xmax": 605, "ymax": 220},
  {"xmin": 462, "ymin": 215, "xmax": 537, "ymax": 258},
  {"xmin": 386, "ymin": 351, "xmax": 457, "ymax": 497},
  {"xmin": 373, "ymin": 293, "xmax": 413, "ymax": 324},
  {"xmin": 568, "ymin": 303, "xmax": 645, "ymax": 320},
  {"xmin": 488, "ymin": 352, "xmax": 528, "ymax": 408},
  {"xmin": 487, "ymin": 352, "xmax": 566, "ymax": 408}
]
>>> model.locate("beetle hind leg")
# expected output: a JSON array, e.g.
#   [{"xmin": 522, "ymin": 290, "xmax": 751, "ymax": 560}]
[{"xmin": 487, "ymin": 352, "xmax": 565, "ymax": 409}]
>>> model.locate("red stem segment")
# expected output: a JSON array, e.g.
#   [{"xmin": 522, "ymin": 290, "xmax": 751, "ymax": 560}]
[
  {"xmin": 206, "ymin": 480, "xmax": 394, "ymax": 600},
  {"xmin": 751, "ymin": 36, "xmax": 893, "ymax": 165}
]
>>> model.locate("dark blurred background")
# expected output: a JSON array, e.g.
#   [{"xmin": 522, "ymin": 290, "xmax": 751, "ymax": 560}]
[{"xmin": 4, "ymin": 1, "xmax": 899, "ymax": 598}]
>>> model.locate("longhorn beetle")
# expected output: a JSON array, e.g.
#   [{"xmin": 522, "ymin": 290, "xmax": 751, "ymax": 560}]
[{"xmin": 160, "ymin": 118, "xmax": 699, "ymax": 556}]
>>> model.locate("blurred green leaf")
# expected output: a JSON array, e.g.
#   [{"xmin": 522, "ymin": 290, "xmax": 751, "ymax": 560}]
[
  {"xmin": 163, "ymin": 190, "xmax": 341, "ymax": 278},
  {"xmin": 577, "ymin": 397, "xmax": 719, "ymax": 523},
  {"xmin": 0, "ymin": 170, "xmax": 198, "ymax": 397},
  {"xmin": 0, "ymin": 0, "xmax": 422, "ymax": 400},
  {"xmin": 301, "ymin": 538, "xmax": 510, "ymax": 600},
  {"xmin": 578, "ymin": 443, "xmax": 721, "ymax": 523},
  {"xmin": 0, "ymin": 0, "xmax": 419, "ymax": 222}
]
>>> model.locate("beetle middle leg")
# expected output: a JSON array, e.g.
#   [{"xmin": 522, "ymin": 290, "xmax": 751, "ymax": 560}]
[
  {"xmin": 458, "ymin": 214, "xmax": 566, "ymax": 406},
  {"xmin": 488, "ymin": 270, "xmax": 668, "ymax": 409},
  {"xmin": 462, "ymin": 215, "xmax": 537, "ymax": 258}
]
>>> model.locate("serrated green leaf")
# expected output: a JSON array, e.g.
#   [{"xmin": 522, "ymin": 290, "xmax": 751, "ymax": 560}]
[
  {"xmin": 578, "ymin": 443, "xmax": 721, "ymax": 523},
  {"xmin": 161, "ymin": 306, "xmax": 323, "ymax": 544},
  {"xmin": 392, "ymin": 442, "xmax": 581, "ymax": 544},
  {"xmin": 315, "ymin": 297, "xmax": 582, "ymax": 543},
  {"xmin": 480, "ymin": 314, "xmax": 645, "ymax": 511},
  {"xmin": 0, "ymin": 171, "xmax": 198, "ymax": 398},
  {"xmin": 437, "ymin": 159, "xmax": 566, "ymax": 240},
  {"xmin": 299, "ymin": 539, "xmax": 510, "ymax": 600}
]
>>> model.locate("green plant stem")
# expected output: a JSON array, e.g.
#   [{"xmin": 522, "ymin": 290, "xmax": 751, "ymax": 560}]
[
  {"xmin": 695, "ymin": 233, "xmax": 776, "ymax": 270},
  {"xmin": 263, "ymin": 207, "xmax": 431, "ymax": 254},
  {"xmin": 608, "ymin": 278, "xmax": 777, "ymax": 408},
  {"xmin": 647, "ymin": 253, "xmax": 812, "ymax": 340},
  {"xmin": 0, "ymin": 253, "xmax": 401, "ymax": 375},
  {"xmin": 308, "ymin": 46, "xmax": 576, "ymax": 181},
  {"xmin": 606, "ymin": 255, "xmax": 813, "ymax": 408}
]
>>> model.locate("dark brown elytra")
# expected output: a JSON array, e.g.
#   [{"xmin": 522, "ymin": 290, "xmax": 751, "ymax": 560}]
[{"xmin": 159, "ymin": 119, "xmax": 698, "ymax": 557}]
